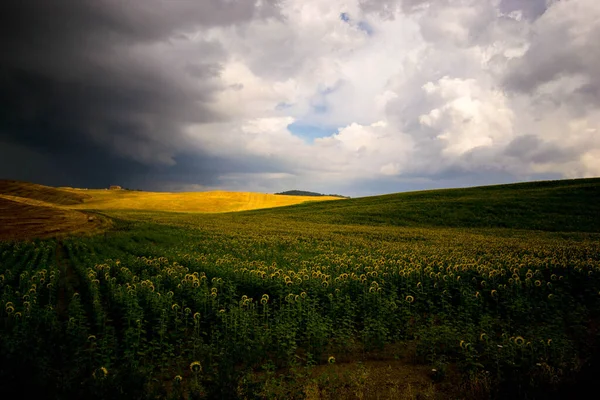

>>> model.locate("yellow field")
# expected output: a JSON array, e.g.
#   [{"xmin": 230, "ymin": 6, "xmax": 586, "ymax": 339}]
[
  {"xmin": 0, "ymin": 180, "xmax": 343, "ymax": 239},
  {"xmin": 63, "ymin": 189, "xmax": 341, "ymax": 212}
]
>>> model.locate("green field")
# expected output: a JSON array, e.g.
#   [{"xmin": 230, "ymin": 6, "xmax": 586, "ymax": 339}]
[{"xmin": 1, "ymin": 178, "xmax": 600, "ymax": 399}]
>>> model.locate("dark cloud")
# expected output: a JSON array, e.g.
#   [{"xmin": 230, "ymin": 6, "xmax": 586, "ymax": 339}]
[
  {"xmin": 573, "ymin": 83, "xmax": 600, "ymax": 106},
  {"xmin": 0, "ymin": 134, "xmax": 286, "ymax": 191},
  {"xmin": 359, "ymin": 0, "xmax": 426, "ymax": 16},
  {"xmin": 0, "ymin": 1, "xmax": 280, "ymax": 47},
  {"xmin": 137, "ymin": 151, "xmax": 293, "ymax": 191},
  {"xmin": 359, "ymin": 0, "xmax": 401, "ymax": 18},
  {"xmin": 0, "ymin": 0, "xmax": 280, "ymax": 188},
  {"xmin": 342, "ymin": 168, "xmax": 562, "ymax": 198},
  {"xmin": 0, "ymin": 137, "xmax": 149, "ymax": 189},
  {"xmin": 360, "ymin": 0, "xmax": 549, "ymax": 19},
  {"xmin": 504, "ymin": 135, "xmax": 579, "ymax": 164},
  {"xmin": 504, "ymin": 135, "xmax": 542, "ymax": 158},
  {"xmin": 498, "ymin": 0, "xmax": 548, "ymax": 20},
  {"xmin": 503, "ymin": 1, "xmax": 600, "ymax": 97}
]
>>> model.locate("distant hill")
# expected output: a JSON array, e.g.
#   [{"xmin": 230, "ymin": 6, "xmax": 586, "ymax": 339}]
[{"xmin": 276, "ymin": 190, "xmax": 350, "ymax": 198}]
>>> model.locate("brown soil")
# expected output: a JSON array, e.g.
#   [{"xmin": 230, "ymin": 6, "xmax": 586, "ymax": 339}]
[
  {"xmin": 0, "ymin": 197, "xmax": 108, "ymax": 241},
  {"xmin": 241, "ymin": 343, "xmax": 466, "ymax": 400}
]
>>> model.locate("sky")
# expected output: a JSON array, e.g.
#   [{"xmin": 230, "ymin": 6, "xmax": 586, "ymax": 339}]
[{"xmin": 0, "ymin": 0, "xmax": 599, "ymax": 197}]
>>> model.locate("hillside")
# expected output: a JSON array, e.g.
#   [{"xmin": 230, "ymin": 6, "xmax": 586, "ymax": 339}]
[
  {"xmin": 64, "ymin": 189, "xmax": 341, "ymax": 212},
  {"xmin": 3, "ymin": 177, "xmax": 599, "ymax": 239},
  {"xmin": 0, "ymin": 180, "xmax": 343, "ymax": 240},
  {"xmin": 247, "ymin": 178, "xmax": 600, "ymax": 233},
  {"xmin": 0, "ymin": 197, "xmax": 106, "ymax": 240},
  {"xmin": 0, "ymin": 180, "xmax": 341, "ymax": 213},
  {"xmin": 0, "ymin": 180, "xmax": 90, "ymax": 205}
]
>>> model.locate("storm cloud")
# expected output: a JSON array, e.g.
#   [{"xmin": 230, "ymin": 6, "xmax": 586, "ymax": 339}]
[
  {"xmin": 0, "ymin": 0, "xmax": 278, "ymax": 188},
  {"xmin": 1, "ymin": 0, "xmax": 598, "ymax": 195}
]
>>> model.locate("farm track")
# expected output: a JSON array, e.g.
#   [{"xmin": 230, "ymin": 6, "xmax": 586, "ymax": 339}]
[
  {"xmin": 55, "ymin": 242, "xmax": 95, "ymax": 327},
  {"xmin": 55, "ymin": 242, "xmax": 68, "ymax": 321},
  {"xmin": 55, "ymin": 242, "xmax": 82, "ymax": 321}
]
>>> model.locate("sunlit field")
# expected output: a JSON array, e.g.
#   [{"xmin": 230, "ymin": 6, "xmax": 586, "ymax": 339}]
[
  {"xmin": 64, "ymin": 188, "xmax": 341, "ymax": 213},
  {"xmin": 1, "ymin": 178, "xmax": 600, "ymax": 399}
]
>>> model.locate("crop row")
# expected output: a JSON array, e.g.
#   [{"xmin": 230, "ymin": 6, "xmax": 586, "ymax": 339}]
[{"xmin": 1, "ymin": 222, "xmax": 600, "ymax": 398}]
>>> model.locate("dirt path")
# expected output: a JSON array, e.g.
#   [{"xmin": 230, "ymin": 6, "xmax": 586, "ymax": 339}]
[{"xmin": 55, "ymin": 241, "xmax": 82, "ymax": 321}]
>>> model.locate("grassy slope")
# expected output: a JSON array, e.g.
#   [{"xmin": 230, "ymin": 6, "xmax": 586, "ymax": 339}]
[
  {"xmin": 243, "ymin": 178, "xmax": 600, "ymax": 232},
  {"xmin": 3, "ymin": 177, "xmax": 600, "ymax": 236},
  {"xmin": 0, "ymin": 180, "xmax": 90, "ymax": 205}
]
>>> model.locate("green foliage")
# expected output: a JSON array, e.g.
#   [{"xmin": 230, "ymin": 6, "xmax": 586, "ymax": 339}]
[
  {"xmin": 259, "ymin": 177, "xmax": 600, "ymax": 232},
  {"xmin": 1, "ymin": 178, "xmax": 600, "ymax": 398}
]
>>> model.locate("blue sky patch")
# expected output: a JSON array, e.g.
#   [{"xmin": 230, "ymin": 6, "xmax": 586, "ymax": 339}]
[
  {"xmin": 340, "ymin": 12, "xmax": 373, "ymax": 36},
  {"xmin": 287, "ymin": 122, "xmax": 337, "ymax": 142},
  {"xmin": 357, "ymin": 21, "xmax": 373, "ymax": 35}
]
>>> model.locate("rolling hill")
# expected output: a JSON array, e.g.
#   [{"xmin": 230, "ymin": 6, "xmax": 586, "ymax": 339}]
[
  {"xmin": 0, "ymin": 197, "xmax": 107, "ymax": 240},
  {"xmin": 0, "ymin": 180, "xmax": 342, "ymax": 239},
  {"xmin": 0, "ymin": 180, "xmax": 342, "ymax": 213},
  {"xmin": 246, "ymin": 178, "xmax": 600, "ymax": 233},
  {"xmin": 0, "ymin": 179, "xmax": 90, "ymax": 205},
  {"xmin": 62, "ymin": 188, "xmax": 341, "ymax": 212},
  {"xmin": 2, "ymin": 177, "xmax": 600, "ymax": 239}
]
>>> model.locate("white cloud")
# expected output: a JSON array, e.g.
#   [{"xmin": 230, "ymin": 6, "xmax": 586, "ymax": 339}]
[
  {"xmin": 418, "ymin": 77, "xmax": 515, "ymax": 157},
  {"xmin": 139, "ymin": 0, "xmax": 600, "ymax": 194}
]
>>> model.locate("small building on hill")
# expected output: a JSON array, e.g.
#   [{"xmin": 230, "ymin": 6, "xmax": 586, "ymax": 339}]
[{"xmin": 109, "ymin": 185, "xmax": 122, "ymax": 190}]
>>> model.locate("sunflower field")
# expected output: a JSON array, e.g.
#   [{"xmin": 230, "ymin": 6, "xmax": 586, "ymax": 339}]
[{"xmin": 1, "ymin": 211, "xmax": 600, "ymax": 399}]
